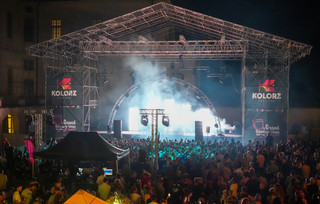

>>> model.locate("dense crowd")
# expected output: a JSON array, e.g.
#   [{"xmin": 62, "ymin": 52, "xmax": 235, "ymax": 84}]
[{"xmin": 1, "ymin": 134, "xmax": 320, "ymax": 204}]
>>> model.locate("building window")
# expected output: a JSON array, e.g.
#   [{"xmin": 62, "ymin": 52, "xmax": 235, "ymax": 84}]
[
  {"xmin": 51, "ymin": 19, "xmax": 61, "ymax": 38},
  {"xmin": 24, "ymin": 79, "xmax": 34, "ymax": 96},
  {"xmin": 8, "ymin": 114, "xmax": 14, "ymax": 133},
  {"xmin": 24, "ymin": 17, "xmax": 34, "ymax": 42},
  {"xmin": 7, "ymin": 12, "xmax": 12, "ymax": 38},
  {"xmin": 24, "ymin": 59, "xmax": 34, "ymax": 71}
]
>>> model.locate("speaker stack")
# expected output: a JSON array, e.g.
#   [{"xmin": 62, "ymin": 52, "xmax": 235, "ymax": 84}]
[
  {"xmin": 113, "ymin": 120, "xmax": 122, "ymax": 139},
  {"xmin": 195, "ymin": 121, "xmax": 203, "ymax": 142}
]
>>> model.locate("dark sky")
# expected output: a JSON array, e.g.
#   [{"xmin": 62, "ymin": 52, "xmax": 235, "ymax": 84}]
[{"xmin": 171, "ymin": 0, "xmax": 320, "ymax": 107}]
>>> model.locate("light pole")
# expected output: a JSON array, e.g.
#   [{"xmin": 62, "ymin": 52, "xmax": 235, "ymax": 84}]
[{"xmin": 140, "ymin": 109, "xmax": 169, "ymax": 172}]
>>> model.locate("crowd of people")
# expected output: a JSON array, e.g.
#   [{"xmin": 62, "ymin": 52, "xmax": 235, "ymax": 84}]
[{"xmin": 0, "ymin": 134, "xmax": 320, "ymax": 204}]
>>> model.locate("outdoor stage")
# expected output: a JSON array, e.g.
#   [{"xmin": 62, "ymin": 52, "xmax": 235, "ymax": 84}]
[{"xmin": 26, "ymin": 2, "xmax": 311, "ymax": 145}]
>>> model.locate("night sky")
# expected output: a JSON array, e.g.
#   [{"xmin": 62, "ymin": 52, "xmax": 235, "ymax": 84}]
[{"xmin": 171, "ymin": 0, "xmax": 320, "ymax": 107}]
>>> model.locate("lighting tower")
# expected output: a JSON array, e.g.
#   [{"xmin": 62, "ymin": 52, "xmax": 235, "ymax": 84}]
[{"xmin": 140, "ymin": 109, "xmax": 169, "ymax": 172}]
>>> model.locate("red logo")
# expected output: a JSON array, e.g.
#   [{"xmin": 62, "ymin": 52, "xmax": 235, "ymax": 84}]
[
  {"xmin": 57, "ymin": 78, "xmax": 72, "ymax": 90},
  {"xmin": 259, "ymin": 79, "xmax": 275, "ymax": 92},
  {"xmin": 252, "ymin": 119, "xmax": 264, "ymax": 131}
]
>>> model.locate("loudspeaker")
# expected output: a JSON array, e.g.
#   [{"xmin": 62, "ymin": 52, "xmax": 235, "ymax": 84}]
[
  {"xmin": 113, "ymin": 120, "xmax": 122, "ymax": 139},
  {"xmin": 195, "ymin": 121, "xmax": 203, "ymax": 142},
  {"xmin": 206, "ymin": 126, "xmax": 210, "ymax": 134}
]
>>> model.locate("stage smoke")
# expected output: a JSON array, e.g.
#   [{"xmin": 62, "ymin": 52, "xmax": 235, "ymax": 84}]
[{"xmin": 122, "ymin": 57, "xmax": 235, "ymax": 136}]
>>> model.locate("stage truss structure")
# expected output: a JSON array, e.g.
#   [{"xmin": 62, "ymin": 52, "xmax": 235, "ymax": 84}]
[
  {"xmin": 27, "ymin": 2, "xmax": 312, "ymax": 136},
  {"xmin": 140, "ymin": 108, "xmax": 168, "ymax": 172}
]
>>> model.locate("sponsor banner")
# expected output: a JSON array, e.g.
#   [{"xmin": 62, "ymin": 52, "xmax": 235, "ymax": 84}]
[
  {"xmin": 245, "ymin": 72, "xmax": 288, "ymax": 88},
  {"xmin": 46, "ymin": 72, "xmax": 83, "ymax": 107},
  {"xmin": 245, "ymin": 110, "xmax": 287, "ymax": 139},
  {"xmin": 245, "ymin": 87, "xmax": 288, "ymax": 109},
  {"xmin": 52, "ymin": 106, "xmax": 82, "ymax": 137},
  {"xmin": 245, "ymin": 78, "xmax": 288, "ymax": 109},
  {"xmin": 243, "ymin": 72, "xmax": 289, "ymax": 142}
]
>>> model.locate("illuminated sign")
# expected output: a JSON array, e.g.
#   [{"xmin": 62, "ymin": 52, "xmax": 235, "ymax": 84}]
[
  {"xmin": 47, "ymin": 72, "xmax": 82, "ymax": 107},
  {"xmin": 51, "ymin": 78, "xmax": 77, "ymax": 97},
  {"xmin": 252, "ymin": 79, "xmax": 281, "ymax": 101},
  {"xmin": 259, "ymin": 79, "xmax": 275, "ymax": 92},
  {"xmin": 57, "ymin": 78, "xmax": 72, "ymax": 90}
]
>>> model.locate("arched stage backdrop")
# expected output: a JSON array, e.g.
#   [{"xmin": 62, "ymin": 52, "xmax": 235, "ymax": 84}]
[{"xmin": 106, "ymin": 77, "xmax": 222, "ymax": 135}]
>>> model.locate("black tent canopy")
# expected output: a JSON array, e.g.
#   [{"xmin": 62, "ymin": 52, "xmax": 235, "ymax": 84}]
[{"xmin": 34, "ymin": 131, "xmax": 129, "ymax": 161}]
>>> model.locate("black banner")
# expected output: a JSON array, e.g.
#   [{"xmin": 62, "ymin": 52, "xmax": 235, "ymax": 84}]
[
  {"xmin": 245, "ymin": 86, "xmax": 288, "ymax": 110},
  {"xmin": 245, "ymin": 72, "xmax": 288, "ymax": 88},
  {"xmin": 52, "ymin": 106, "xmax": 82, "ymax": 137},
  {"xmin": 244, "ymin": 73, "xmax": 288, "ymax": 142},
  {"xmin": 245, "ymin": 109, "xmax": 287, "ymax": 139},
  {"xmin": 46, "ymin": 72, "xmax": 83, "ymax": 107}
]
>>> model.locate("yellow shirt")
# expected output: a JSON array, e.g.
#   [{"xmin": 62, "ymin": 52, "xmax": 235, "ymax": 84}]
[
  {"xmin": 12, "ymin": 191, "xmax": 21, "ymax": 204},
  {"xmin": 98, "ymin": 183, "xmax": 111, "ymax": 201},
  {"xmin": 0, "ymin": 174, "xmax": 7, "ymax": 190}
]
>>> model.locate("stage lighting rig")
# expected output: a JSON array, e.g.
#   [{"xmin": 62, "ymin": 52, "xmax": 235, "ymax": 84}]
[
  {"xmin": 141, "ymin": 114, "xmax": 148, "ymax": 126},
  {"xmin": 162, "ymin": 116, "xmax": 170, "ymax": 127},
  {"xmin": 139, "ymin": 109, "xmax": 168, "ymax": 172}
]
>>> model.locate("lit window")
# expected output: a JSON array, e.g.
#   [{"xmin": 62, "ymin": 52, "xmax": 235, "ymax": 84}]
[
  {"xmin": 51, "ymin": 19, "xmax": 61, "ymax": 38},
  {"xmin": 8, "ymin": 114, "xmax": 14, "ymax": 133}
]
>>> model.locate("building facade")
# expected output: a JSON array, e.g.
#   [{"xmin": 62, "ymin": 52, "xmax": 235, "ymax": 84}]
[{"xmin": 0, "ymin": 0, "xmax": 170, "ymax": 147}]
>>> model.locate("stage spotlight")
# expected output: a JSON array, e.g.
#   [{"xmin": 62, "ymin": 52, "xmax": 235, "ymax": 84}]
[
  {"xmin": 214, "ymin": 123, "xmax": 219, "ymax": 128},
  {"xmin": 162, "ymin": 116, "xmax": 169, "ymax": 127},
  {"xmin": 141, "ymin": 115, "xmax": 148, "ymax": 126}
]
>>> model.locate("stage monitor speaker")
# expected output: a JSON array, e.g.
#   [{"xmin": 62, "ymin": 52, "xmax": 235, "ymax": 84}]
[
  {"xmin": 195, "ymin": 121, "xmax": 203, "ymax": 142},
  {"xmin": 113, "ymin": 120, "xmax": 122, "ymax": 139}
]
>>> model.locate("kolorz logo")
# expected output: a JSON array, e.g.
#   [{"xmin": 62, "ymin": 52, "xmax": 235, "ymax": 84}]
[
  {"xmin": 252, "ymin": 79, "xmax": 281, "ymax": 101},
  {"xmin": 51, "ymin": 78, "xmax": 77, "ymax": 97}
]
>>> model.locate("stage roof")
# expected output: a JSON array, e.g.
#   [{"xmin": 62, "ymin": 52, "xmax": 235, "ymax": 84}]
[{"xmin": 27, "ymin": 2, "xmax": 312, "ymax": 62}]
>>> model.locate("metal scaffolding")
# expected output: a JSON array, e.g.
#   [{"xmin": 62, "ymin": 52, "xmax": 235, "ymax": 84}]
[
  {"xmin": 41, "ymin": 51, "xmax": 99, "ymax": 132},
  {"xmin": 80, "ymin": 39, "xmax": 248, "ymax": 59},
  {"xmin": 140, "ymin": 109, "xmax": 167, "ymax": 172},
  {"xmin": 27, "ymin": 2, "xmax": 311, "ymax": 62},
  {"xmin": 27, "ymin": 2, "xmax": 312, "ymax": 135}
]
